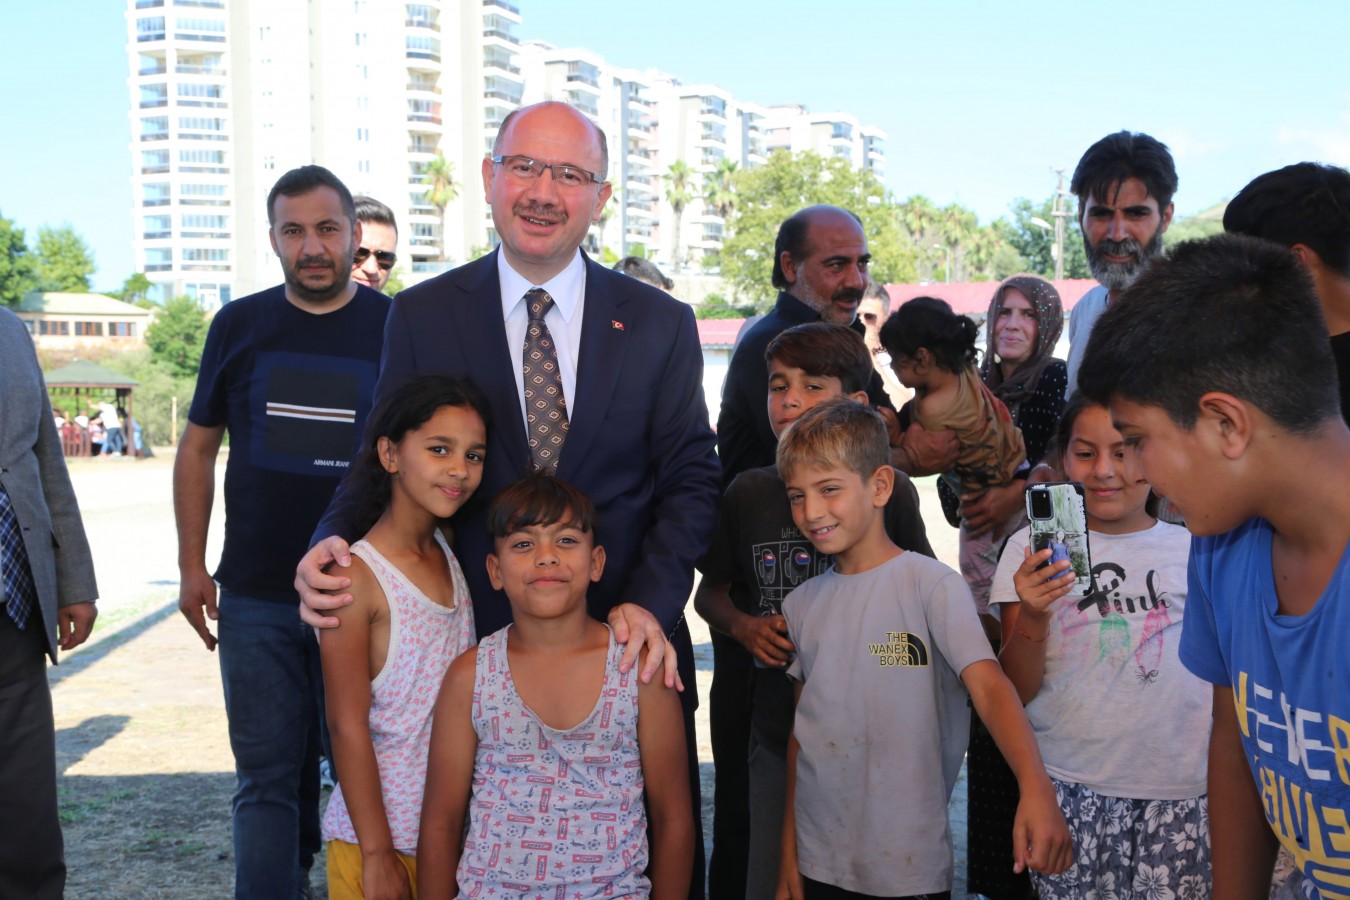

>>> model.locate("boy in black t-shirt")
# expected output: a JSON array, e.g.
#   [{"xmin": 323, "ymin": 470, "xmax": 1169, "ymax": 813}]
[{"xmin": 694, "ymin": 322, "xmax": 934, "ymax": 900}]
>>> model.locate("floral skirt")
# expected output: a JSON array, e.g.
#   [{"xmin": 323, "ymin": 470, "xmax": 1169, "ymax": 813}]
[{"xmin": 1032, "ymin": 779, "xmax": 1211, "ymax": 900}]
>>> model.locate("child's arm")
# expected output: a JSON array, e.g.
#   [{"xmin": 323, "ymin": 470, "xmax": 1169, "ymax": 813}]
[
  {"xmin": 998, "ymin": 545, "xmax": 1074, "ymax": 704},
  {"xmin": 636, "ymin": 650, "xmax": 694, "ymax": 900},
  {"xmin": 1208, "ymin": 685, "xmax": 1279, "ymax": 899},
  {"xmin": 775, "ymin": 681, "xmax": 805, "ymax": 900},
  {"xmin": 962, "ymin": 660, "xmax": 1072, "ymax": 875},
  {"xmin": 692, "ymin": 578, "xmax": 795, "ymax": 667},
  {"xmin": 318, "ymin": 558, "xmax": 412, "ymax": 900},
  {"xmin": 417, "ymin": 648, "xmax": 479, "ymax": 900}
]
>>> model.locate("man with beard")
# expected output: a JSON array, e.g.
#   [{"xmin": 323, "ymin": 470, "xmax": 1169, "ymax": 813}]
[
  {"xmin": 174, "ymin": 165, "xmax": 389, "ymax": 899},
  {"xmin": 703, "ymin": 205, "xmax": 952, "ymax": 897},
  {"xmin": 1064, "ymin": 131, "xmax": 1177, "ymax": 392}
]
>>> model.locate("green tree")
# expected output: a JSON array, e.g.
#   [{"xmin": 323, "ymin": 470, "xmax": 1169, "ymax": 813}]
[
  {"xmin": 422, "ymin": 153, "xmax": 458, "ymax": 262},
  {"xmin": 383, "ymin": 268, "xmax": 406, "ymax": 296},
  {"xmin": 1163, "ymin": 211, "xmax": 1225, "ymax": 251},
  {"xmin": 0, "ymin": 213, "xmax": 37, "ymax": 308},
  {"xmin": 34, "ymin": 225, "xmax": 96, "ymax": 293},
  {"xmin": 119, "ymin": 272, "xmax": 155, "ymax": 307},
  {"xmin": 99, "ymin": 348, "xmax": 197, "ymax": 447},
  {"xmin": 703, "ymin": 158, "xmax": 738, "ymax": 220},
  {"xmin": 145, "ymin": 295, "xmax": 209, "ymax": 379},
  {"xmin": 1004, "ymin": 196, "xmax": 1090, "ymax": 280},
  {"xmin": 664, "ymin": 160, "xmax": 694, "ymax": 270},
  {"xmin": 720, "ymin": 150, "xmax": 916, "ymax": 311},
  {"xmin": 695, "ymin": 293, "xmax": 757, "ymax": 319}
]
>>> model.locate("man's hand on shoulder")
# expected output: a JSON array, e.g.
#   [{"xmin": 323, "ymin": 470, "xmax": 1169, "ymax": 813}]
[
  {"xmin": 296, "ymin": 536, "xmax": 355, "ymax": 629},
  {"xmin": 608, "ymin": 603, "xmax": 683, "ymax": 691}
]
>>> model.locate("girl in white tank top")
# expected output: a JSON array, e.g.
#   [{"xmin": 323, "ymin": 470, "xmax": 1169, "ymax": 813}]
[{"xmin": 317, "ymin": 376, "xmax": 491, "ymax": 899}]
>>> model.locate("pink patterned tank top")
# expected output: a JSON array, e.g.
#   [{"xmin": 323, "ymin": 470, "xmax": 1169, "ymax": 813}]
[
  {"xmin": 457, "ymin": 626, "xmax": 649, "ymax": 899},
  {"xmin": 321, "ymin": 529, "xmax": 476, "ymax": 853}
]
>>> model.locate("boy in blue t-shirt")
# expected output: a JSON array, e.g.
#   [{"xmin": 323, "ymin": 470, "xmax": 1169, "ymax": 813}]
[{"xmin": 1077, "ymin": 233, "xmax": 1350, "ymax": 900}]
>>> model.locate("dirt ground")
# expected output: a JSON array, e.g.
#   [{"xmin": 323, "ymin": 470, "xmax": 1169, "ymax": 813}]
[{"xmin": 50, "ymin": 451, "xmax": 963, "ymax": 899}]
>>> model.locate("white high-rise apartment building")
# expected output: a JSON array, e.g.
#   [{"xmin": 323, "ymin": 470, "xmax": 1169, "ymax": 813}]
[
  {"xmin": 516, "ymin": 41, "xmax": 884, "ymax": 270},
  {"xmin": 125, "ymin": 0, "xmax": 524, "ymax": 308}
]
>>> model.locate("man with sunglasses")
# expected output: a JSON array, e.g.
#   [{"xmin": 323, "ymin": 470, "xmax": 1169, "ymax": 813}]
[
  {"xmin": 297, "ymin": 101, "xmax": 719, "ymax": 898},
  {"xmin": 350, "ymin": 195, "xmax": 398, "ymax": 294}
]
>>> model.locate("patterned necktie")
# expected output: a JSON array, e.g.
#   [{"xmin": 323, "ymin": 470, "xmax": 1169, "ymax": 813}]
[
  {"xmin": 0, "ymin": 485, "xmax": 36, "ymax": 630},
  {"xmin": 522, "ymin": 288, "xmax": 570, "ymax": 471}
]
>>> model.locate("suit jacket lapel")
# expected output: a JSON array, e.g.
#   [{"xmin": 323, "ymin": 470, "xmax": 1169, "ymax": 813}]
[
  {"xmin": 452, "ymin": 251, "xmax": 531, "ymax": 475},
  {"xmin": 559, "ymin": 257, "xmax": 628, "ymax": 478}
]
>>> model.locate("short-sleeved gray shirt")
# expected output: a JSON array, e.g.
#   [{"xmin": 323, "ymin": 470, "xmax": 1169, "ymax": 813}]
[{"xmin": 784, "ymin": 552, "xmax": 994, "ymax": 895}]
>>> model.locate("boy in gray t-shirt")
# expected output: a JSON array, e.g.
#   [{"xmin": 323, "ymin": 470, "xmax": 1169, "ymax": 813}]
[{"xmin": 775, "ymin": 399, "xmax": 1070, "ymax": 898}]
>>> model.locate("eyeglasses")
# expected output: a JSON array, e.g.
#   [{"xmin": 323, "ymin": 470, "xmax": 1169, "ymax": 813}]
[
  {"xmin": 353, "ymin": 247, "xmax": 397, "ymax": 270},
  {"xmin": 491, "ymin": 155, "xmax": 605, "ymax": 188}
]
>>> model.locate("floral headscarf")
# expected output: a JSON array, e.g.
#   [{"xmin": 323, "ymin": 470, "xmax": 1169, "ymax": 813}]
[{"xmin": 979, "ymin": 274, "xmax": 1064, "ymax": 414}]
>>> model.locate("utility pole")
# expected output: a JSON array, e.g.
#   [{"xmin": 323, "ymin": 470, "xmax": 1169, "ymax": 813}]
[{"xmin": 1050, "ymin": 167, "xmax": 1068, "ymax": 281}]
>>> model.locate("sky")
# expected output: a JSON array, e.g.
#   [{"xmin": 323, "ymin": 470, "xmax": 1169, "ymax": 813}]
[{"xmin": 5, "ymin": 0, "xmax": 1348, "ymax": 292}]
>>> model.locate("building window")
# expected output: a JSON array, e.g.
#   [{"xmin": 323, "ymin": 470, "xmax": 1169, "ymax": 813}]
[
  {"xmin": 74, "ymin": 322, "xmax": 105, "ymax": 337},
  {"xmin": 136, "ymin": 16, "xmax": 166, "ymax": 41},
  {"xmin": 145, "ymin": 247, "xmax": 172, "ymax": 272},
  {"xmin": 140, "ymin": 84, "xmax": 168, "ymax": 108},
  {"xmin": 38, "ymin": 320, "xmax": 71, "ymax": 336},
  {"xmin": 141, "ymin": 116, "xmax": 169, "ymax": 140},
  {"xmin": 141, "ymin": 149, "xmax": 170, "ymax": 174},
  {"xmin": 143, "ymin": 215, "xmax": 172, "ymax": 239},
  {"xmin": 110, "ymin": 322, "xmax": 138, "ymax": 337},
  {"xmin": 143, "ymin": 183, "xmax": 171, "ymax": 206}
]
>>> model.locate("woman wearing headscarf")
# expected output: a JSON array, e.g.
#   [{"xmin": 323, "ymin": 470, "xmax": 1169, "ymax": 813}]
[{"xmin": 963, "ymin": 274, "xmax": 1068, "ymax": 900}]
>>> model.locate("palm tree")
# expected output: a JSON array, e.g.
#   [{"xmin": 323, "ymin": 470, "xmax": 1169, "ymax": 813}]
[
  {"xmin": 664, "ymin": 160, "xmax": 693, "ymax": 271},
  {"xmin": 703, "ymin": 158, "xmax": 738, "ymax": 220},
  {"xmin": 422, "ymin": 152, "xmax": 458, "ymax": 262},
  {"xmin": 596, "ymin": 185, "xmax": 620, "ymax": 259}
]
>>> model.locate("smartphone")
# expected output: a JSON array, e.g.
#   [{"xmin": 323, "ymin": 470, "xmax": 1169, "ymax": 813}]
[{"xmin": 1025, "ymin": 482, "xmax": 1092, "ymax": 595}]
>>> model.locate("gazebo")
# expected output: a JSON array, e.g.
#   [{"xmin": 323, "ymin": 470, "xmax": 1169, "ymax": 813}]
[{"xmin": 43, "ymin": 360, "xmax": 141, "ymax": 458}]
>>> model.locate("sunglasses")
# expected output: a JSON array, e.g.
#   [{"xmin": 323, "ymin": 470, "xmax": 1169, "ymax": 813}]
[{"xmin": 353, "ymin": 247, "xmax": 397, "ymax": 270}]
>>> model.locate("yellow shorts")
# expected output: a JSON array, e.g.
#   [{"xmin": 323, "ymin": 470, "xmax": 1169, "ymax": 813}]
[{"xmin": 325, "ymin": 839, "xmax": 419, "ymax": 899}]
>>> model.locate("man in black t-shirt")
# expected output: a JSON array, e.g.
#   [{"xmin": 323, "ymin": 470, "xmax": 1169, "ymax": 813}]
[
  {"xmin": 174, "ymin": 165, "xmax": 390, "ymax": 899},
  {"xmin": 1224, "ymin": 162, "xmax": 1350, "ymax": 425}
]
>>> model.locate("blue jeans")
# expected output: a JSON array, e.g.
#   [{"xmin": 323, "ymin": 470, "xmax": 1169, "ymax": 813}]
[{"xmin": 218, "ymin": 589, "xmax": 324, "ymax": 899}]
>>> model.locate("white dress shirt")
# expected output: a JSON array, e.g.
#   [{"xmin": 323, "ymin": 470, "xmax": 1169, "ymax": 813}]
[{"xmin": 497, "ymin": 249, "xmax": 586, "ymax": 433}]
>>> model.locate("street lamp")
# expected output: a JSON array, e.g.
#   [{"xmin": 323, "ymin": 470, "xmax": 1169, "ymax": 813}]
[{"xmin": 931, "ymin": 243, "xmax": 952, "ymax": 284}]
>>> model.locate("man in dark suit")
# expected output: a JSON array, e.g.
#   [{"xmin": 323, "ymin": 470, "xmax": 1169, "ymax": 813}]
[
  {"xmin": 298, "ymin": 101, "xmax": 720, "ymax": 896},
  {"xmin": 0, "ymin": 307, "xmax": 99, "ymax": 899}
]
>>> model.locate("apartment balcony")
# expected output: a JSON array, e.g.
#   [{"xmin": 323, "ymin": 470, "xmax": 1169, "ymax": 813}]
[
  {"xmin": 136, "ymin": 0, "xmax": 164, "ymax": 6},
  {"xmin": 407, "ymin": 143, "xmax": 438, "ymax": 158},
  {"xmin": 138, "ymin": 64, "xmax": 167, "ymax": 77},
  {"xmin": 405, "ymin": 17, "xmax": 440, "ymax": 32},
  {"xmin": 482, "ymin": 0, "xmax": 522, "ymax": 22},
  {"xmin": 176, "ymin": 61, "xmax": 226, "ymax": 76},
  {"xmin": 407, "ymin": 113, "xmax": 443, "ymax": 128},
  {"xmin": 481, "ymin": 28, "xmax": 519, "ymax": 50},
  {"xmin": 406, "ymin": 48, "xmax": 442, "ymax": 65},
  {"xmin": 141, "ymin": 164, "xmax": 170, "ymax": 175},
  {"xmin": 140, "ymin": 132, "xmax": 169, "ymax": 142},
  {"xmin": 483, "ymin": 59, "xmax": 523, "ymax": 82},
  {"xmin": 827, "ymin": 134, "xmax": 853, "ymax": 146},
  {"xmin": 174, "ymin": 0, "xmax": 225, "ymax": 7},
  {"xmin": 625, "ymin": 204, "xmax": 657, "ymax": 222}
]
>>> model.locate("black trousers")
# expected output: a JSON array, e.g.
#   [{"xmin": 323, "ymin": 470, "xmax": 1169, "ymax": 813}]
[
  {"xmin": 0, "ymin": 611, "xmax": 64, "ymax": 900},
  {"xmin": 803, "ymin": 876, "xmax": 950, "ymax": 900},
  {"xmin": 706, "ymin": 631, "xmax": 753, "ymax": 898}
]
